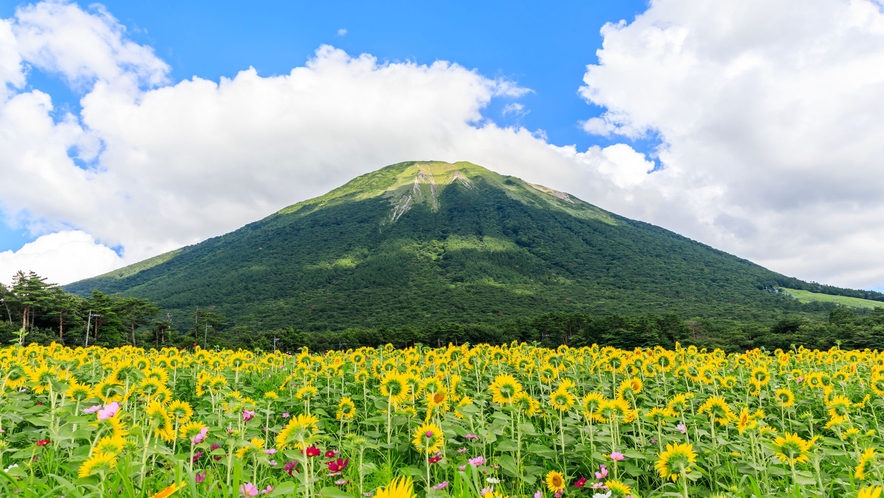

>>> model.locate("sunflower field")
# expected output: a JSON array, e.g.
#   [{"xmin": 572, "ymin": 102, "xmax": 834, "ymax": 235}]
[{"xmin": 0, "ymin": 342, "xmax": 883, "ymax": 498}]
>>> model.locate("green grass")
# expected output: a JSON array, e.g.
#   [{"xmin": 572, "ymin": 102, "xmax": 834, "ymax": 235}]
[{"xmin": 781, "ymin": 287, "xmax": 884, "ymax": 309}]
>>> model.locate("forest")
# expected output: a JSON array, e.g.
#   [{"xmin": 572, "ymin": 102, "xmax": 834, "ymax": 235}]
[{"xmin": 4, "ymin": 270, "xmax": 884, "ymax": 354}]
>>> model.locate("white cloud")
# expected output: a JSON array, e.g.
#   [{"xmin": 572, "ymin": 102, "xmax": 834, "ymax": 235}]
[
  {"xmin": 0, "ymin": 230, "xmax": 123, "ymax": 285},
  {"xmin": 2, "ymin": 3, "xmax": 612, "ymax": 281},
  {"xmin": 12, "ymin": 1, "xmax": 168, "ymax": 91},
  {"xmin": 337, "ymin": 28, "xmax": 347, "ymax": 37},
  {"xmin": 1, "ymin": 0, "xmax": 883, "ymax": 291},
  {"xmin": 579, "ymin": 0, "xmax": 884, "ymax": 289},
  {"xmin": 0, "ymin": 19, "xmax": 24, "ymax": 103}
]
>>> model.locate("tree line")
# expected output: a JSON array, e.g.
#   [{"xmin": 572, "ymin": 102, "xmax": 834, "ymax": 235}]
[
  {"xmin": 0, "ymin": 271, "xmax": 222, "ymax": 348},
  {"xmin": 4, "ymin": 271, "xmax": 884, "ymax": 353}
]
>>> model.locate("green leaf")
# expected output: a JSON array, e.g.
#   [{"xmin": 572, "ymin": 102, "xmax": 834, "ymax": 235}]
[
  {"xmin": 496, "ymin": 438, "xmax": 518, "ymax": 452},
  {"xmin": 319, "ymin": 487, "xmax": 354, "ymax": 498},
  {"xmin": 527, "ymin": 443, "xmax": 556, "ymax": 459},
  {"xmin": 497, "ymin": 455, "xmax": 519, "ymax": 477}
]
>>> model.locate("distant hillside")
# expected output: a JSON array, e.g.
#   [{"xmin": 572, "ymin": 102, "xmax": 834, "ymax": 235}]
[{"xmin": 67, "ymin": 161, "xmax": 831, "ymax": 331}]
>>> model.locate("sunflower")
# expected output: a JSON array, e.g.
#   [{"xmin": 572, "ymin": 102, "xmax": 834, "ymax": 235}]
[
  {"xmin": 646, "ymin": 406, "xmax": 676, "ymax": 426},
  {"xmin": 599, "ymin": 398, "xmax": 633, "ymax": 422},
  {"xmin": 93, "ymin": 377, "xmax": 125, "ymax": 404},
  {"xmin": 93, "ymin": 435, "xmax": 127, "ymax": 454},
  {"xmin": 107, "ymin": 416, "xmax": 130, "ymax": 439},
  {"xmin": 276, "ymin": 413, "xmax": 319, "ymax": 450},
  {"xmin": 826, "ymin": 394, "xmax": 852, "ymax": 419},
  {"xmin": 354, "ymin": 369, "xmax": 370, "ymax": 383},
  {"xmin": 605, "ymin": 479, "xmax": 635, "ymax": 498},
  {"xmin": 488, "ymin": 374, "xmax": 523, "ymax": 405},
  {"xmin": 145, "ymin": 401, "xmax": 176, "ymax": 442},
  {"xmin": 150, "ymin": 482, "xmax": 184, "ymax": 498},
  {"xmin": 507, "ymin": 392, "xmax": 536, "ymax": 416},
  {"xmin": 425, "ymin": 388, "xmax": 449, "ymax": 414},
  {"xmin": 66, "ymin": 379, "xmax": 93, "ymax": 402},
  {"xmin": 25, "ymin": 363, "xmax": 54, "ymax": 394},
  {"xmin": 549, "ymin": 387, "xmax": 576, "ymax": 412},
  {"xmin": 179, "ymin": 421, "xmax": 207, "ymax": 441},
  {"xmin": 718, "ymin": 375, "xmax": 737, "ymax": 389},
  {"xmin": 655, "ymin": 442, "xmax": 697, "ymax": 481},
  {"xmin": 775, "ymin": 388, "xmax": 795, "ymax": 408},
  {"xmin": 667, "ymin": 393, "xmax": 693, "ymax": 415},
  {"xmin": 582, "ymin": 392, "xmax": 607, "ymax": 422},
  {"xmin": 296, "ymin": 385, "xmax": 318, "ymax": 401},
  {"xmin": 168, "ymin": 400, "xmax": 193, "ymax": 423},
  {"xmin": 78, "ymin": 451, "xmax": 118, "ymax": 478},
  {"xmin": 772, "ymin": 432, "xmax": 815, "ymax": 466},
  {"xmin": 871, "ymin": 374, "xmax": 884, "ymax": 396},
  {"xmin": 236, "ymin": 437, "xmax": 265, "ymax": 459},
  {"xmin": 545, "ymin": 470, "xmax": 566, "ymax": 493},
  {"xmin": 750, "ymin": 366, "xmax": 771, "ymax": 387},
  {"xmin": 859, "ymin": 486, "xmax": 883, "ymax": 498},
  {"xmin": 337, "ymin": 397, "xmax": 357, "ymax": 421},
  {"xmin": 411, "ymin": 422, "xmax": 444, "ymax": 454},
  {"xmin": 698, "ymin": 396, "xmax": 736, "ymax": 426},
  {"xmin": 736, "ymin": 407, "xmax": 759, "ymax": 434},
  {"xmin": 856, "ymin": 447, "xmax": 877, "ymax": 480},
  {"xmin": 616, "ymin": 378, "xmax": 642, "ymax": 399},
  {"xmin": 375, "ymin": 477, "xmax": 416, "ymax": 498},
  {"xmin": 379, "ymin": 372, "xmax": 410, "ymax": 406}
]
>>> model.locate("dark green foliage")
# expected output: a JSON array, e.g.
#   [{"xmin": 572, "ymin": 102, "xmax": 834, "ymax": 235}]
[{"xmin": 65, "ymin": 161, "xmax": 849, "ymax": 333}]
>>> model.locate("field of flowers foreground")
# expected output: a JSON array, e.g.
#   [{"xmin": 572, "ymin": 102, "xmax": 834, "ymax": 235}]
[{"xmin": 0, "ymin": 342, "xmax": 883, "ymax": 497}]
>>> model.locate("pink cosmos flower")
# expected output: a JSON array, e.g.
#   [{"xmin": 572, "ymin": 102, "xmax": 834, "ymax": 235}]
[
  {"xmin": 243, "ymin": 410, "xmax": 256, "ymax": 422},
  {"xmin": 97, "ymin": 402, "xmax": 120, "ymax": 420},
  {"xmin": 261, "ymin": 485, "xmax": 274, "ymax": 494},
  {"xmin": 83, "ymin": 405, "xmax": 101, "ymax": 414},
  {"xmin": 676, "ymin": 423, "xmax": 687, "ymax": 435},
  {"xmin": 192, "ymin": 426, "xmax": 208, "ymax": 444},
  {"xmin": 433, "ymin": 481, "xmax": 449, "ymax": 490},
  {"xmin": 195, "ymin": 472, "xmax": 206, "ymax": 483},
  {"xmin": 595, "ymin": 464, "xmax": 608, "ymax": 479},
  {"xmin": 240, "ymin": 482, "xmax": 259, "ymax": 497},
  {"xmin": 534, "ymin": 491, "xmax": 542, "ymax": 498},
  {"xmin": 468, "ymin": 456, "xmax": 486, "ymax": 466},
  {"xmin": 609, "ymin": 452, "xmax": 624, "ymax": 461}
]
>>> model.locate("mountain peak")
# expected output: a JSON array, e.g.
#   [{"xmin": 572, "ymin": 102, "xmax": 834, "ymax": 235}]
[{"xmin": 278, "ymin": 161, "xmax": 616, "ymax": 225}]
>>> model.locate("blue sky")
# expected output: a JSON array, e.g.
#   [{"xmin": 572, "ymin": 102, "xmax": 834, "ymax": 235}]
[
  {"xmin": 2, "ymin": 0, "xmax": 884, "ymax": 291},
  {"xmin": 0, "ymin": 0, "xmax": 649, "ymax": 253}
]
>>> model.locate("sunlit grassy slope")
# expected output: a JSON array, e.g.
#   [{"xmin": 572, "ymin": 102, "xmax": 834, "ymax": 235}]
[{"xmin": 781, "ymin": 287, "xmax": 884, "ymax": 309}]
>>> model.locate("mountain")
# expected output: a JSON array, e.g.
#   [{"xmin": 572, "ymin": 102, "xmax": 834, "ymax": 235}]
[{"xmin": 66, "ymin": 161, "xmax": 817, "ymax": 331}]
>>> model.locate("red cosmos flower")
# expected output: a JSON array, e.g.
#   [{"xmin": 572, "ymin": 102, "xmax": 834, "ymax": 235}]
[
  {"xmin": 324, "ymin": 450, "xmax": 338, "ymax": 458},
  {"xmin": 37, "ymin": 439, "xmax": 50, "ymax": 447},
  {"xmin": 304, "ymin": 445, "xmax": 321, "ymax": 457},
  {"xmin": 326, "ymin": 458, "xmax": 349, "ymax": 473},
  {"xmin": 211, "ymin": 444, "xmax": 223, "ymax": 461},
  {"xmin": 428, "ymin": 454, "xmax": 443, "ymax": 464},
  {"xmin": 574, "ymin": 477, "xmax": 587, "ymax": 488}
]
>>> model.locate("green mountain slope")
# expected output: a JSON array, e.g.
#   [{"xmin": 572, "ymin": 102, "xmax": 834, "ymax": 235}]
[{"xmin": 66, "ymin": 161, "xmax": 817, "ymax": 331}]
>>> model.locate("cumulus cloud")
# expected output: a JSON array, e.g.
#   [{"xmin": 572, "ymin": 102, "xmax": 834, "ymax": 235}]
[
  {"xmin": 0, "ymin": 1, "xmax": 655, "ymax": 286},
  {"xmin": 580, "ymin": 0, "xmax": 884, "ymax": 289},
  {"xmin": 1, "ymin": 0, "xmax": 882, "ymax": 290},
  {"xmin": 0, "ymin": 231, "xmax": 123, "ymax": 285}
]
